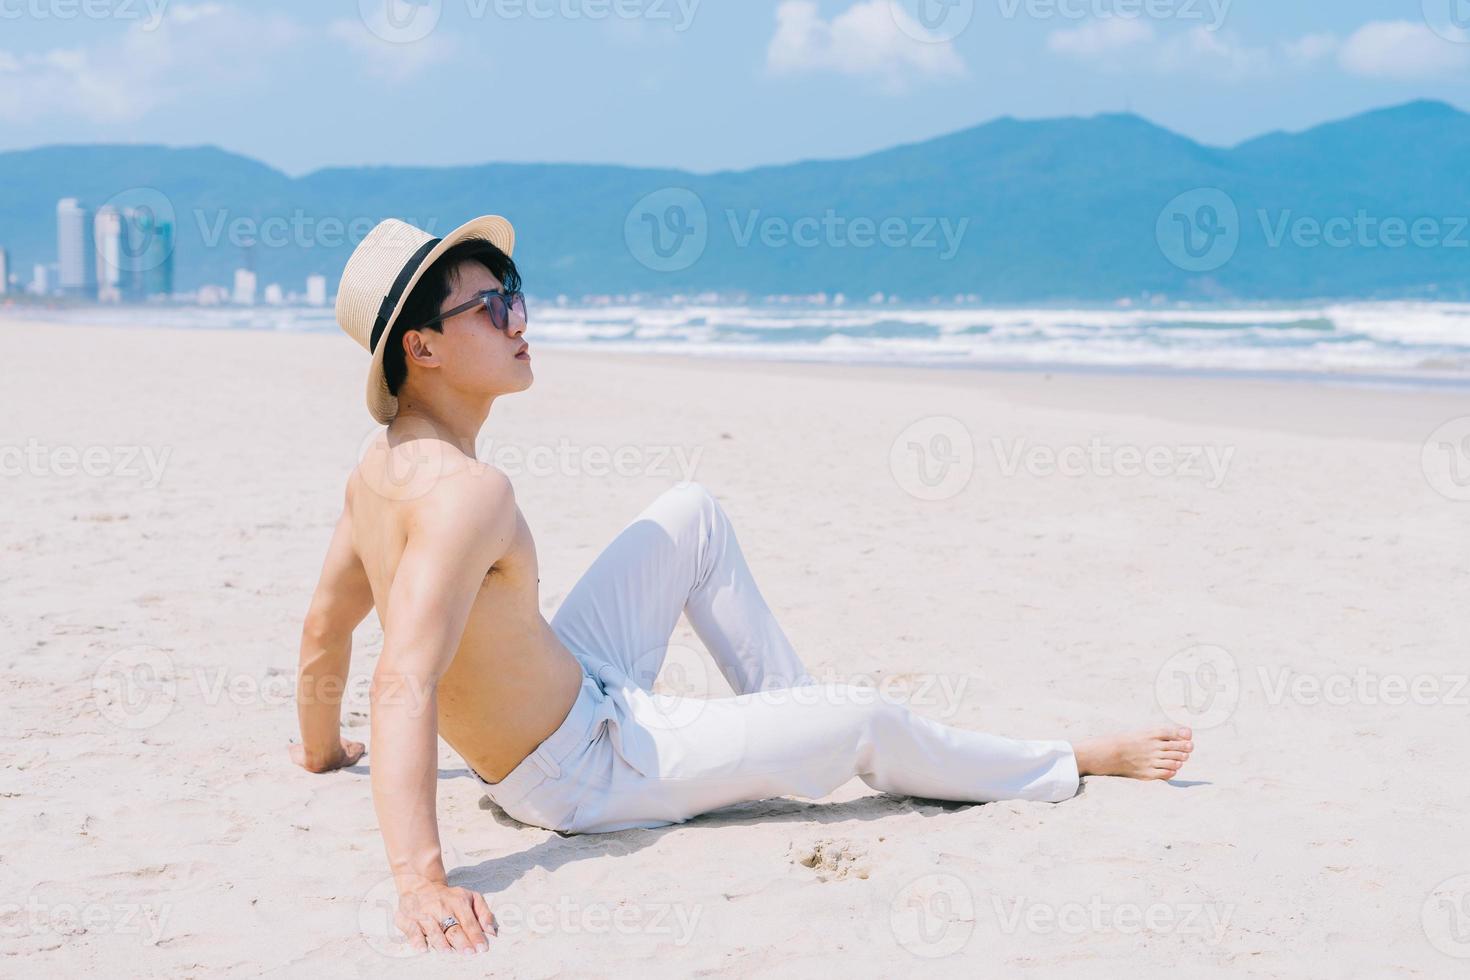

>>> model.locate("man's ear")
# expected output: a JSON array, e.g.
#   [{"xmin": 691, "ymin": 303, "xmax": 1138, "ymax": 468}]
[{"xmin": 403, "ymin": 329, "xmax": 440, "ymax": 369}]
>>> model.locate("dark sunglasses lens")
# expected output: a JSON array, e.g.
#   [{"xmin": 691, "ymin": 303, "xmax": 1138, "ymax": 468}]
[
  {"xmin": 483, "ymin": 292, "xmax": 526, "ymax": 331},
  {"xmin": 483, "ymin": 292, "xmax": 508, "ymax": 330}
]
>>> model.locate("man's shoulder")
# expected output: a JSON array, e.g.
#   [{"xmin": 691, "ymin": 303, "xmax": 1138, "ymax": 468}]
[
  {"xmin": 352, "ymin": 433, "xmax": 515, "ymax": 509},
  {"xmin": 403, "ymin": 458, "xmax": 517, "ymax": 547}
]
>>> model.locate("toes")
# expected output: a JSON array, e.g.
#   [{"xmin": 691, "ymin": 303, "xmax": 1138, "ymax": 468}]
[
  {"xmin": 1149, "ymin": 767, "xmax": 1179, "ymax": 780},
  {"xmin": 1157, "ymin": 750, "xmax": 1189, "ymax": 762}
]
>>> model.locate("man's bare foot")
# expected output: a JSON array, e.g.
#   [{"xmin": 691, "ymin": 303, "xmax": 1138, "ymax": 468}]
[{"xmin": 1072, "ymin": 728, "xmax": 1193, "ymax": 781}]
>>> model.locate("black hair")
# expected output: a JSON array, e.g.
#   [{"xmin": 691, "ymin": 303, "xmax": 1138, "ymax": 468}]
[{"xmin": 383, "ymin": 237, "xmax": 522, "ymax": 395}]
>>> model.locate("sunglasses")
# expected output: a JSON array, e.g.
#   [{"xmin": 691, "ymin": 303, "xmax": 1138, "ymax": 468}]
[{"xmin": 410, "ymin": 289, "xmax": 527, "ymax": 333}]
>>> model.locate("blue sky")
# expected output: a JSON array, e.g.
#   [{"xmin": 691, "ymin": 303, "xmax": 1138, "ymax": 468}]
[{"xmin": 1, "ymin": 0, "xmax": 1468, "ymax": 174}]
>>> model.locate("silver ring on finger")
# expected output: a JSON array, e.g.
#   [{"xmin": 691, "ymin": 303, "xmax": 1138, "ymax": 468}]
[{"xmin": 439, "ymin": 915, "xmax": 459, "ymax": 931}]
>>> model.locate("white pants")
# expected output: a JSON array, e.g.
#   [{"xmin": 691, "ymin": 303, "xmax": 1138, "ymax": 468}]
[{"xmin": 479, "ymin": 482, "xmax": 1079, "ymax": 834}]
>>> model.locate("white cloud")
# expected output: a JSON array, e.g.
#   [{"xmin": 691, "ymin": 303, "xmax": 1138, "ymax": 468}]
[
  {"xmin": 1337, "ymin": 20, "xmax": 1470, "ymax": 80},
  {"xmin": 1049, "ymin": 20, "xmax": 1268, "ymax": 79},
  {"xmin": 1155, "ymin": 27, "xmax": 1270, "ymax": 79},
  {"xmin": 765, "ymin": 0, "xmax": 965, "ymax": 89},
  {"xmin": 0, "ymin": 3, "xmax": 305, "ymax": 124},
  {"xmin": 327, "ymin": 17, "xmax": 458, "ymax": 82},
  {"xmin": 1046, "ymin": 18, "xmax": 1155, "ymax": 59},
  {"xmin": 1281, "ymin": 32, "xmax": 1339, "ymax": 68}
]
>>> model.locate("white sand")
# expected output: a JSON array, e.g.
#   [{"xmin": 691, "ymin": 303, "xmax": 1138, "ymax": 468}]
[{"xmin": 4, "ymin": 320, "xmax": 1469, "ymax": 978}]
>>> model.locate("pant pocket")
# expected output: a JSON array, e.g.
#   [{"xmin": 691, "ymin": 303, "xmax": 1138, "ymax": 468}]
[{"xmin": 602, "ymin": 695, "xmax": 666, "ymax": 779}]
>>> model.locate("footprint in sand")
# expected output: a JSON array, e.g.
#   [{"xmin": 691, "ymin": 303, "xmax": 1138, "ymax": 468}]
[{"xmin": 790, "ymin": 838, "xmax": 870, "ymax": 881}]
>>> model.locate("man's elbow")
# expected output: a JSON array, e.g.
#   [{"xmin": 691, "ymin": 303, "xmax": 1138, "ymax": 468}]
[
  {"xmin": 301, "ymin": 601, "xmax": 358, "ymax": 651},
  {"xmin": 369, "ymin": 666, "xmax": 438, "ymax": 716}
]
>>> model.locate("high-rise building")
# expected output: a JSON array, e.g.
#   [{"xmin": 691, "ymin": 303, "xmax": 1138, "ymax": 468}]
[
  {"xmin": 95, "ymin": 206, "xmax": 123, "ymax": 303},
  {"xmin": 57, "ymin": 198, "xmax": 96, "ymax": 298},
  {"xmin": 30, "ymin": 264, "xmax": 49, "ymax": 295},
  {"xmin": 306, "ymin": 274, "xmax": 327, "ymax": 307},
  {"xmin": 0, "ymin": 248, "xmax": 9, "ymax": 295},
  {"xmin": 233, "ymin": 268, "xmax": 258, "ymax": 306},
  {"xmin": 130, "ymin": 209, "xmax": 174, "ymax": 299},
  {"xmin": 263, "ymin": 283, "xmax": 284, "ymax": 306}
]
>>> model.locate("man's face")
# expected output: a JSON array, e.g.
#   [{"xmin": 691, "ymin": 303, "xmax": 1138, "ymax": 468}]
[{"xmin": 413, "ymin": 260, "xmax": 532, "ymax": 399}]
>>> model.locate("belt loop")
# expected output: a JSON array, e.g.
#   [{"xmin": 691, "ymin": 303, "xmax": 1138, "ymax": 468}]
[{"xmin": 531, "ymin": 748, "xmax": 561, "ymax": 780}]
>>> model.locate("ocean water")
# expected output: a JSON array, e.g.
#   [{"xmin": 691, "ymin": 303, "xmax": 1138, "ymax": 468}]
[{"xmin": 16, "ymin": 300, "xmax": 1470, "ymax": 383}]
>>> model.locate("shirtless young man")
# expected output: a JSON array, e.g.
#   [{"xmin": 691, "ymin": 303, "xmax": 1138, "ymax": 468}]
[{"xmin": 292, "ymin": 216, "xmax": 1194, "ymax": 956}]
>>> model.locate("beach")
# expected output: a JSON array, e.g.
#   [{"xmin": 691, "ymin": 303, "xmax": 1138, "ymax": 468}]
[{"xmin": 4, "ymin": 318, "xmax": 1469, "ymax": 978}]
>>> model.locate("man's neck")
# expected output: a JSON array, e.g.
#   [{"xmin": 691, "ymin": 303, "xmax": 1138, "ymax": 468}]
[{"xmin": 389, "ymin": 388, "xmax": 494, "ymax": 452}]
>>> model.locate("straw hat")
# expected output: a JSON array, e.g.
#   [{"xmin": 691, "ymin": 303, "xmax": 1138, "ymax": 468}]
[{"xmin": 336, "ymin": 215, "xmax": 516, "ymax": 424}]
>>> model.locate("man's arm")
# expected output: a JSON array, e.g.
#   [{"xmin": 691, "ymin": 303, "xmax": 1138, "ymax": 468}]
[
  {"xmin": 372, "ymin": 467, "xmax": 515, "ymax": 954},
  {"xmin": 293, "ymin": 504, "xmax": 374, "ymax": 772}
]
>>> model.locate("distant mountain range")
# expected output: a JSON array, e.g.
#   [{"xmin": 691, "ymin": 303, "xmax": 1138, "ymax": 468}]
[{"xmin": 2, "ymin": 99, "xmax": 1468, "ymax": 302}]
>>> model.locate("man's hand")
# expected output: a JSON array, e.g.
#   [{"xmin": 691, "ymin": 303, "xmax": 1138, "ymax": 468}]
[
  {"xmin": 288, "ymin": 736, "xmax": 365, "ymax": 773},
  {"xmin": 397, "ymin": 880, "xmax": 497, "ymax": 954}
]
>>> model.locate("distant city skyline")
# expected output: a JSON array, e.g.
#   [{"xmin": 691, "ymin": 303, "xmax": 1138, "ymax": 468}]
[
  {"xmin": 0, "ymin": 1, "xmax": 1466, "ymax": 175},
  {"xmin": 9, "ymin": 194, "xmax": 328, "ymax": 307}
]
